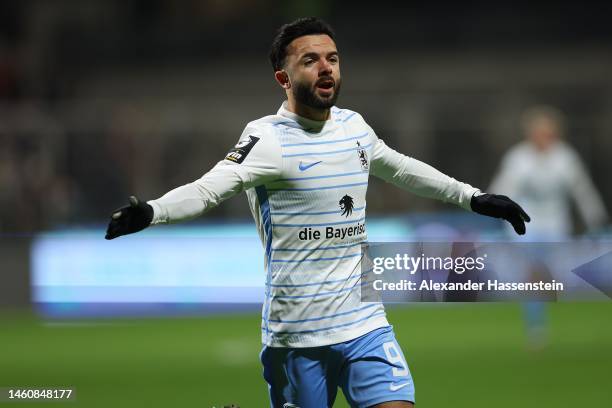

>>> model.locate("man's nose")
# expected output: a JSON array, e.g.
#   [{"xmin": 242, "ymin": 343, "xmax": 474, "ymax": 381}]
[{"xmin": 318, "ymin": 59, "xmax": 333, "ymax": 75}]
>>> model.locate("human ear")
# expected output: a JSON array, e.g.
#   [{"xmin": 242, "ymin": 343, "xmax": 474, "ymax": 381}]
[{"xmin": 274, "ymin": 70, "xmax": 291, "ymax": 89}]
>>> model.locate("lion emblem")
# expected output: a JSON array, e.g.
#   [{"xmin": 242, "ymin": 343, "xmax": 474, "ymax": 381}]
[{"xmin": 339, "ymin": 194, "xmax": 354, "ymax": 217}]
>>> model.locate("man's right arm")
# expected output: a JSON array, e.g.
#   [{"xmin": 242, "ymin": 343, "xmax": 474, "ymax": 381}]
[
  {"xmin": 105, "ymin": 126, "xmax": 282, "ymax": 239},
  {"xmin": 148, "ymin": 160, "xmax": 251, "ymax": 225}
]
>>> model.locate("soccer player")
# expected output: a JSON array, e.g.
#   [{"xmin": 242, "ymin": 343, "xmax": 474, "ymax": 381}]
[
  {"xmin": 489, "ymin": 106, "xmax": 608, "ymax": 350},
  {"xmin": 105, "ymin": 17, "xmax": 530, "ymax": 408},
  {"xmin": 490, "ymin": 105, "xmax": 607, "ymax": 239}
]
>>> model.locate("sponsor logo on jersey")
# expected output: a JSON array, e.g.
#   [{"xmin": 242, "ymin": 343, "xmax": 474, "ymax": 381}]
[
  {"xmin": 356, "ymin": 140, "xmax": 369, "ymax": 171},
  {"xmin": 225, "ymin": 135, "xmax": 260, "ymax": 164},
  {"xmin": 389, "ymin": 382, "xmax": 411, "ymax": 391},
  {"xmin": 298, "ymin": 160, "xmax": 322, "ymax": 171},
  {"xmin": 339, "ymin": 194, "xmax": 354, "ymax": 217},
  {"xmin": 298, "ymin": 223, "xmax": 366, "ymax": 241}
]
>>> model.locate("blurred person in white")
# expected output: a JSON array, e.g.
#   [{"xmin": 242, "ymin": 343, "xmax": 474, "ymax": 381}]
[
  {"xmin": 490, "ymin": 105, "xmax": 608, "ymax": 240},
  {"xmin": 490, "ymin": 106, "xmax": 609, "ymax": 350}
]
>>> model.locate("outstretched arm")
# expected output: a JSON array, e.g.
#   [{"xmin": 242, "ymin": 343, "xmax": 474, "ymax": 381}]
[
  {"xmin": 370, "ymin": 138, "xmax": 479, "ymax": 210},
  {"xmin": 370, "ymin": 137, "xmax": 530, "ymax": 235},
  {"xmin": 105, "ymin": 128, "xmax": 282, "ymax": 239}
]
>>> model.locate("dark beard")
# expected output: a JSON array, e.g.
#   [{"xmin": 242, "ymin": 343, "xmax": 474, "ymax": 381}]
[{"xmin": 292, "ymin": 78, "xmax": 341, "ymax": 110}]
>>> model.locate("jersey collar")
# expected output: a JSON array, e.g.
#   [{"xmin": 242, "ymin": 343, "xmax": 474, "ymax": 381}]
[{"xmin": 277, "ymin": 101, "xmax": 337, "ymax": 135}]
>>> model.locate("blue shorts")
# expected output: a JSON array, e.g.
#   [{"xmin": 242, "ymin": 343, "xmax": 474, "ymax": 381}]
[{"xmin": 260, "ymin": 326, "xmax": 415, "ymax": 408}]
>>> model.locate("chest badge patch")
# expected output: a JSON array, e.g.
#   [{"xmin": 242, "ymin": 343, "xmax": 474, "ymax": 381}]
[{"xmin": 356, "ymin": 141, "xmax": 369, "ymax": 171}]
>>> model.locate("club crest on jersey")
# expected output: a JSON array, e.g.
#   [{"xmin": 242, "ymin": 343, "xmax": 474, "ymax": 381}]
[
  {"xmin": 339, "ymin": 194, "xmax": 354, "ymax": 217},
  {"xmin": 225, "ymin": 135, "xmax": 260, "ymax": 164},
  {"xmin": 356, "ymin": 141, "xmax": 369, "ymax": 170}
]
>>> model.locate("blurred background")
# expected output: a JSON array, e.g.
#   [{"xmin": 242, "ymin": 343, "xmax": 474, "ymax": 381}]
[{"xmin": 1, "ymin": 0, "xmax": 611, "ymax": 407}]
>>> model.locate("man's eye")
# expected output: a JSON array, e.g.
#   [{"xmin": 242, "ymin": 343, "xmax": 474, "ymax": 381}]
[
  {"xmin": 304, "ymin": 59, "xmax": 314, "ymax": 65},
  {"xmin": 329, "ymin": 57, "xmax": 339, "ymax": 64}
]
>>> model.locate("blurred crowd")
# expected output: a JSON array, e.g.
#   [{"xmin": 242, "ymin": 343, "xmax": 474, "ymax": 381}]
[{"xmin": 1, "ymin": 0, "xmax": 611, "ymax": 233}]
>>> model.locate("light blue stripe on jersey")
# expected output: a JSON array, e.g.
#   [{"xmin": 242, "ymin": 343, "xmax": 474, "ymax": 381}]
[
  {"xmin": 280, "ymin": 132, "xmax": 368, "ymax": 147},
  {"xmin": 272, "ymin": 241, "xmax": 365, "ymax": 251},
  {"xmin": 278, "ymin": 172, "xmax": 366, "ymax": 182},
  {"xmin": 265, "ymin": 311, "xmax": 387, "ymax": 334},
  {"xmin": 268, "ymin": 181, "xmax": 367, "ymax": 192},
  {"xmin": 256, "ymin": 185, "xmax": 273, "ymax": 337},
  {"xmin": 271, "ymin": 206, "xmax": 365, "ymax": 216},
  {"xmin": 270, "ymin": 253, "xmax": 361, "ymax": 263},
  {"xmin": 269, "ymin": 269, "xmax": 372, "ymax": 288},
  {"xmin": 271, "ymin": 121, "xmax": 295, "ymax": 128},
  {"xmin": 273, "ymin": 279, "xmax": 369, "ymax": 299},
  {"xmin": 272, "ymin": 216, "xmax": 365, "ymax": 228},
  {"xmin": 273, "ymin": 121, "xmax": 337, "ymax": 138},
  {"xmin": 334, "ymin": 111, "xmax": 356, "ymax": 122},
  {"xmin": 281, "ymin": 143, "xmax": 372, "ymax": 158},
  {"xmin": 268, "ymin": 303, "xmax": 378, "ymax": 323}
]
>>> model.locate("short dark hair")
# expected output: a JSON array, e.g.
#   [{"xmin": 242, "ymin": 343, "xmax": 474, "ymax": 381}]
[{"xmin": 269, "ymin": 17, "xmax": 336, "ymax": 71}]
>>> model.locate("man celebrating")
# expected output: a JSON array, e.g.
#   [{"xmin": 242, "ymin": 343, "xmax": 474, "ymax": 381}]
[{"xmin": 106, "ymin": 17, "xmax": 529, "ymax": 408}]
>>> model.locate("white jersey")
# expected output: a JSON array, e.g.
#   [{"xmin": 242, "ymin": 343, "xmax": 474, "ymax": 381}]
[
  {"xmin": 490, "ymin": 141, "xmax": 608, "ymax": 238},
  {"xmin": 148, "ymin": 102, "xmax": 479, "ymax": 347}
]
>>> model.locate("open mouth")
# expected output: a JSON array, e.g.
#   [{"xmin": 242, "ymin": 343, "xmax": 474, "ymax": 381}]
[{"xmin": 315, "ymin": 79, "xmax": 335, "ymax": 95}]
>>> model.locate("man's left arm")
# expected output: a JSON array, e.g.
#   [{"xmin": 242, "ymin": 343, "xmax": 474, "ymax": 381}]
[{"xmin": 370, "ymin": 137, "xmax": 530, "ymax": 235}]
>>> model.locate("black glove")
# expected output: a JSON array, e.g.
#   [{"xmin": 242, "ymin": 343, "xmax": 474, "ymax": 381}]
[
  {"xmin": 470, "ymin": 193, "xmax": 531, "ymax": 235},
  {"xmin": 105, "ymin": 196, "xmax": 154, "ymax": 240}
]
